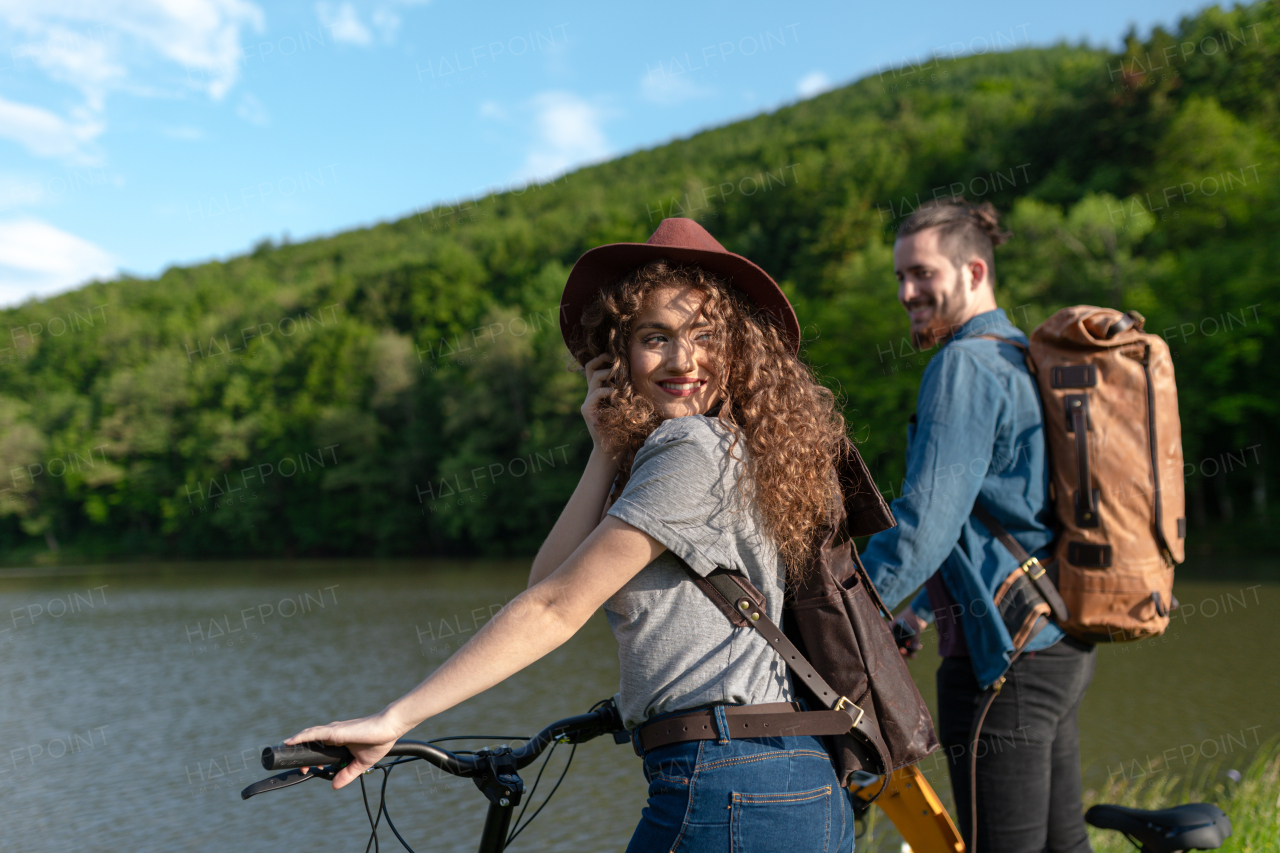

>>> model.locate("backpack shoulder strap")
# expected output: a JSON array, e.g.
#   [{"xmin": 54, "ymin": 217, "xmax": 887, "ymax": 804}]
[
  {"xmin": 965, "ymin": 335, "xmax": 1070, "ymax": 625},
  {"xmin": 970, "ymin": 333, "xmax": 1027, "ymax": 352},
  {"xmin": 971, "ymin": 502, "xmax": 1070, "ymax": 625},
  {"xmin": 971, "ymin": 333, "xmax": 1037, "ymax": 375},
  {"xmin": 695, "ymin": 570, "xmax": 847, "ymax": 709},
  {"xmin": 680, "ymin": 563, "xmax": 890, "ymax": 775}
]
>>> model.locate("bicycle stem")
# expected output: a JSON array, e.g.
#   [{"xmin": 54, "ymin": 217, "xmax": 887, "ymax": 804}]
[{"xmin": 478, "ymin": 800, "xmax": 515, "ymax": 853}]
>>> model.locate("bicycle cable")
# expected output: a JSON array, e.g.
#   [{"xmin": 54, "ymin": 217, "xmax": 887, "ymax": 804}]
[
  {"xmin": 377, "ymin": 769, "xmax": 417, "ymax": 853},
  {"xmin": 501, "ymin": 697, "xmax": 612, "ymax": 845},
  {"xmin": 359, "ymin": 770, "xmax": 379, "ymax": 853},
  {"xmin": 508, "ymin": 736, "xmax": 560, "ymax": 841},
  {"xmin": 502, "ymin": 698, "xmax": 613, "ymax": 845},
  {"xmin": 506, "ymin": 738, "xmax": 578, "ymax": 846},
  {"xmin": 360, "ymin": 765, "xmax": 386, "ymax": 853},
  {"xmin": 355, "ymin": 728, "xmax": 586, "ymax": 853},
  {"xmin": 360, "ymin": 757, "xmax": 416, "ymax": 853}
]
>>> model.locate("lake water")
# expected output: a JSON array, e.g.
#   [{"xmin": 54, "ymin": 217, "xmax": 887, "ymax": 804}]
[{"xmin": 0, "ymin": 558, "xmax": 1274, "ymax": 853}]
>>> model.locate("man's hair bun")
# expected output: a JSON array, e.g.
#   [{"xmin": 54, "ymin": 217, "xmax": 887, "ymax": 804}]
[
  {"xmin": 895, "ymin": 196, "xmax": 1011, "ymax": 283},
  {"xmin": 966, "ymin": 200, "xmax": 1011, "ymax": 248}
]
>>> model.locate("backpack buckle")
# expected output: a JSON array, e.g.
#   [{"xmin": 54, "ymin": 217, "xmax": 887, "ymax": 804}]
[
  {"xmin": 833, "ymin": 696, "xmax": 865, "ymax": 729},
  {"xmin": 1020, "ymin": 556, "xmax": 1045, "ymax": 580}
]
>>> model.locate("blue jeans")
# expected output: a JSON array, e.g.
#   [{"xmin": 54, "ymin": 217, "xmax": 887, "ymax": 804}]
[{"xmin": 627, "ymin": 707, "xmax": 856, "ymax": 853}]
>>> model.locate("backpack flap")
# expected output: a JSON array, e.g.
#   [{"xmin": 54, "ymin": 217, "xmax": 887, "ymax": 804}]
[
  {"xmin": 786, "ymin": 529, "xmax": 939, "ymax": 784},
  {"xmin": 837, "ymin": 439, "xmax": 897, "ymax": 538}
]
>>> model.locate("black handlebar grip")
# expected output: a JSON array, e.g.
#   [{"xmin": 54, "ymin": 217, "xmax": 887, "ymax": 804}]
[{"xmin": 263, "ymin": 742, "xmax": 353, "ymax": 771}]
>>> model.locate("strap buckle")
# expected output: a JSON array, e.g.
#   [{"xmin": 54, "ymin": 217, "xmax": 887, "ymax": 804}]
[
  {"xmin": 1020, "ymin": 556, "xmax": 1045, "ymax": 580},
  {"xmin": 832, "ymin": 696, "xmax": 866, "ymax": 729}
]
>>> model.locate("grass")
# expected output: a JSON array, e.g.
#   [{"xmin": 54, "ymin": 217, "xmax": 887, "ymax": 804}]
[
  {"xmin": 1084, "ymin": 742, "xmax": 1280, "ymax": 853},
  {"xmin": 853, "ymin": 743, "xmax": 1279, "ymax": 852}
]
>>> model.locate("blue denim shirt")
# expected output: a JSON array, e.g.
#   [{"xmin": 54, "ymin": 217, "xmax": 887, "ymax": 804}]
[{"xmin": 861, "ymin": 308, "xmax": 1062, "ymax": 689}]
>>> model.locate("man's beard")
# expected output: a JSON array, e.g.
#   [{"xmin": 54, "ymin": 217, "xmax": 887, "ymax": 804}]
[{"xmin": 907, "ymin": 300, "xmax": 959, "ymax": 350}]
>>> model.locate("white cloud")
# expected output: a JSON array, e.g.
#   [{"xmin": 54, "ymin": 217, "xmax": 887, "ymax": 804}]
[
  {"xmin": 516, "ymin": 91, "xmax": 611, "ymax": 183},
  {"xmin": 371, "ymin": 7, "xmax": 401, "ymax": 41},
  {"xmin": 235, "ymin": 92, "xmax": 270, "ymax": 125},
  {"xmin": 0, "ymin": 96, "xmax": 104, "ymax": 163},
  {"xmin": 0, "ymin": 218, "xmax": 116, "ymax": 305},
  {"xmin": 0, "ymin": 1, "xmax": 266, "ymax": 100},
  {"xmin": 12, "ymin": 23, "xmax": 126, "ymax": 112},
  {"xmin": 639, "ymin": 68, "xmax": 715, "ymax": 106},
  {"xmin": 0, "ymin": 0, "xmax": 265, "ymax": 161},
  {"xmin": 0, "ymin": 175, "xmax": 46, "ymax": 211},
  {"xmin": 316, "ymin": 2, "xmax": 372, "ymax": 46},
  {"xmin": 797, "ymin": 71, "xmax": 833, "ymax": 99},
  {"xmin": 315, "ymin": 3, "xmax": 401, "ymax": 46}
]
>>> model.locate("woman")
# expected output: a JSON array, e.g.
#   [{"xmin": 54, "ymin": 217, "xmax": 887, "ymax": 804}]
[{"xmin": 287, "ymin": 218, "xmax": 858, "ymax": 851}]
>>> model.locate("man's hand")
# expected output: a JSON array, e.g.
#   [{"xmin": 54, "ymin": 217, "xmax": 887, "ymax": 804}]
[{"xmin": 892, "ymin": 610, "xmax": 928, "ymax": 658}]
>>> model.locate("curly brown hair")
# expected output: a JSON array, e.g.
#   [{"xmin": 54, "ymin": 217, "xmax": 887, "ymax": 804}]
[{"xmin": 572, "ymin": 259, "xmax": 847, "ymax": 578}]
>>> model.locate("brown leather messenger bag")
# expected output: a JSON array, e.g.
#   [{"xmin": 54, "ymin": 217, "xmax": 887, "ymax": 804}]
[
  {"xmin": 635, "ymin": 567, "xmax": 885, "ymax": 769},
  {"xmin": 635, "ymin": 440, "xmax": 940, "ymax": 803}
]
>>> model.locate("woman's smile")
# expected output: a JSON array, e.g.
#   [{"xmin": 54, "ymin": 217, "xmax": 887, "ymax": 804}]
[{"xmin": 656, "ymin": 378, "xmax": 707, "ymax": 397}]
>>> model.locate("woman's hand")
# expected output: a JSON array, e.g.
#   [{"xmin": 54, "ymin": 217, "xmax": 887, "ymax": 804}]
[
  {"xmin": 529, "ymin": 354, "xmax": 623, "ymax": 586},
  {"xmin": 284, "ymin": 710, "xmax": 413, "ymax": 790},
  {"xmin": 580, "ymin": 353, "xmax": 615, "ymax": 452}
]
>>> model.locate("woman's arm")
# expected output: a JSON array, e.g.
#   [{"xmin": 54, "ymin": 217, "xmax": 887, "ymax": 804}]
[
  {"xmin": 286, "ymin": 515, "xmax": 662, "ymax": 790},
  {"xmin": 528, "ymin": 353, "xmax": 619, "ymax": 587},
  {"xmin": 528, "ymin": 448, "xmax": 617, "ymax": 586}
]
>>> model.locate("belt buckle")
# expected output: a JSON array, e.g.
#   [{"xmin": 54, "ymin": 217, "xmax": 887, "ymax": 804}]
[
  {"xmin": 833, "ymin": 696, "xmax": 865, "ymax": 729},
  {"xmin": 1020, "ymin": 556, "xmax": 1045, "ymax": 580}
]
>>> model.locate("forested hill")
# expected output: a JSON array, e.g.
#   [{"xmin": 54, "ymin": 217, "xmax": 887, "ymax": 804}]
[{"xmin": 1, "ymin": 2, "xmax": 1275, "ymax": 560}]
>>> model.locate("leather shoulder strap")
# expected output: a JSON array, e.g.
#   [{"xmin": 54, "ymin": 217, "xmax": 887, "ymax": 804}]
[
  {"xmin": 681, "ymin": 563, "xmax": 890, "ymax": 777},
  {"xmin": 971, "ymin": 501, "xmax": 1031, "ymax": 562},
  {"xmin": 698, "ymin": 570, "xmax": 847, "ymax": 708},
  {"xmin": 971, "ymin": 502, "xmax": 1070, "ymax": 625},
  {"xmin": 965, "ymin": 336, "xmax": 1069, "ymax": 627},
  {"xmin": 972, "ymin": 333, "xmax": 1037, "ymax": 375},
  {"xmin": 971, "ymin": 333, "xmax": 1028, "ymax": 353}
]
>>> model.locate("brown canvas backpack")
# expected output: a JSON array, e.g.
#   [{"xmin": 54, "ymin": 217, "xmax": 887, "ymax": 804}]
[{"xmin": 988, "ymin": 306, "xmax": 1186, "ymax": 643}]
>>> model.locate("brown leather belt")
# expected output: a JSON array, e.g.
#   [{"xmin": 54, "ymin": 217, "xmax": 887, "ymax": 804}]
[{"xmin": 633, "ymin": 702, "xmax": 856, "ymax": 756}]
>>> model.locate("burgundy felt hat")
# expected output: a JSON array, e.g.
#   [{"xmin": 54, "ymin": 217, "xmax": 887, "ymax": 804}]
[{"xmin": 559, "ymin": 218, "xmax": 800, "ymax": 362}]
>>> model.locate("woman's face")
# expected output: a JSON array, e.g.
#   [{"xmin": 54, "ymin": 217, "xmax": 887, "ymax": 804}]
[{"xmin": 627, "ymin": 284, "xmax": 721, "ymax": 420}]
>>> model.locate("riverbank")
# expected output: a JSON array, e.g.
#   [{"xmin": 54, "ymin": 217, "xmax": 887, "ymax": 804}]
[
  {"xmin": 1, "ymin": 551, "xmax": 1276, "ymax": 583},
  {"xmin": 1086, "ymin": 742, "xmax": 1280, "ymax": 853}
]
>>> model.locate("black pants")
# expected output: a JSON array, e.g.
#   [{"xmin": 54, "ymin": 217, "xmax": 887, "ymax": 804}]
[{"xmin": 937, "ymin": 636, "xmax": 1096, "ymax": 853}]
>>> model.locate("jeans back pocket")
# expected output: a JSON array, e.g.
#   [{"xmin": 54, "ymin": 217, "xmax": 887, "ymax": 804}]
[{"xmin": 730, "ymin": 785, "xmax": 832, "ymax": 853}]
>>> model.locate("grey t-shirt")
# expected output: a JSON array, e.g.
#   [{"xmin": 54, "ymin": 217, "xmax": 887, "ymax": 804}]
[{"xmin": 605, "ymin": 414, "xmax": 793, "ymax": 730}]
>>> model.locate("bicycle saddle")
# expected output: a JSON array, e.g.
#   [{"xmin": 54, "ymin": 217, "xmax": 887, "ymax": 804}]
[{"xmin": 1085, "ymin": 803, "xmax": 1231, "ymax": 852}]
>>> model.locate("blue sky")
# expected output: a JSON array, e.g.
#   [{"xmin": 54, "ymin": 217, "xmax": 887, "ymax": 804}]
[{"xmin": 0, "ymin": 0, "xmax": 1206, "ymax": 305}]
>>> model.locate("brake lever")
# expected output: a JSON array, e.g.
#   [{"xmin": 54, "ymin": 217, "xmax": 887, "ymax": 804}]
[{"xmin": 241, "ymin": 764, "xmax": 341, "ymax": 800}]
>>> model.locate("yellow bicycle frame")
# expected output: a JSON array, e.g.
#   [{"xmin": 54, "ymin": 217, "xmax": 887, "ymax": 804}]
[{"xmin": 851, "ymin": 764, "xmax": 964, "ymax": 853}]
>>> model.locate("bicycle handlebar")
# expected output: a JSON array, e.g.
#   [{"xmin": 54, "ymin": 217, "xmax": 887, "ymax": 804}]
[
  {"xmin": 260, "ymin": 704, "xmax": 625, "ymax": 779},
  {"xmin": 267, "ymin": 741, "xmax": 353, "ymax": 769}
]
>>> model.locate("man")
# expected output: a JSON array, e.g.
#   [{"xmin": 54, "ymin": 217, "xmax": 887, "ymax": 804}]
[{"xmin": 861, "ymin": 198, "xmax": 1095, "ymax": 853}]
